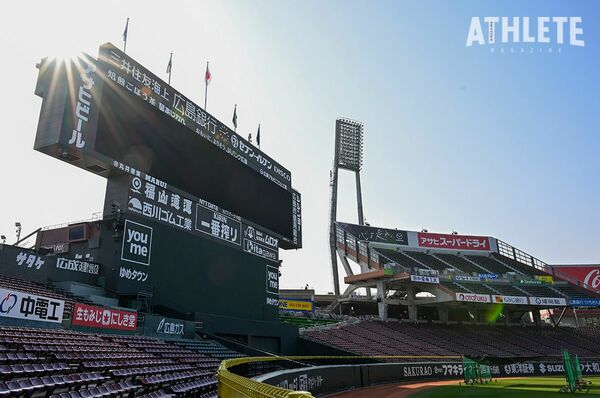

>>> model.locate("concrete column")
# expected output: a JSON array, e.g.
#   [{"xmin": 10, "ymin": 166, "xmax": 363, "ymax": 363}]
[
  {"xmin": 532, "ymin": 309, "xmax": 542, "ymax": 326},
  {"xmin": 439, "ymin": 308, "xmax": 449, "ymax": 324},
  {"xmin": 376, "ymin": 280, "xmax": 388, "ymax": 321},
  {"xmin": 406, "ymin": 285, "xmax": 417, "ymax": 322}
]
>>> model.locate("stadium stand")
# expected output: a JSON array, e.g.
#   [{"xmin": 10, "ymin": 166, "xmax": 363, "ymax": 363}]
[
  {"xmin": 302, "ymin": 320, "xmax": 600, "ymax": 359},
  {"xmin": 0, "ymin": 324, "xmax": 240, "ymax": 397}
]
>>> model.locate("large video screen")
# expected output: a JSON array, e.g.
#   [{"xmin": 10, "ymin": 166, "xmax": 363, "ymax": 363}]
[{"xmin": 95, "ymin": 81, "xmax": 294, "ymax": 241}]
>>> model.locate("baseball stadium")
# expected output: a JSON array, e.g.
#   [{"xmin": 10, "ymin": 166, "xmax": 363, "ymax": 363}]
[{"xmin": 0, "ymin": 7, "xmax": 599, "ymax": 398}]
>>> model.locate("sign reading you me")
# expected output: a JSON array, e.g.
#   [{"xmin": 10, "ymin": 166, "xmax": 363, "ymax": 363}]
[{"xmin": 121, "ymin": 220, "xmax": 153, "ymax": 266}]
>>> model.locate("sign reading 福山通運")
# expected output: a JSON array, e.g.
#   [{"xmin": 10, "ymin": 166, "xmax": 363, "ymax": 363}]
[
  {"xmin": 0, "ymin": 288, "xmax": 64, "ymax": 324},
  {"xmin": 492, "ymin": 295, "xmax": 528, "ymax": 305},
  {"xmin": 121, "ymin": 220, "xmax": 153, "ymax": 266},
  {"xmin": 96, "ymin": 43, "xmax": 292, "ymax": 191},
  {"xmin": 417, "ymin": 232, "xmax": 490, "ymax": 251},
  {"xmin": 455, "ymin": 292, "xmax": 491, "ymax": 303},
  {"xmin": 72, "ymin": 303, "xmax": 137, "ymax": 331}
]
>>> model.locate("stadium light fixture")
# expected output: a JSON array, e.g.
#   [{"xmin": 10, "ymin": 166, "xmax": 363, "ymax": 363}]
[
  {"xmin": 0, "ymin": 235, "xmax": 5, "ymax": 244},
  {"xmin": 15, "ymin": 222, "xmax": 21, "ymax": 243},
  {"xmin": 421, "ymin": 228, "xmax": 428, "ymax": 233}
]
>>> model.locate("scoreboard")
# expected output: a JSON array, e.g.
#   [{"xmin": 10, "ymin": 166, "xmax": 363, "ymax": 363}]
[{"xmin": 34, "ymin": 43, "xmax": 301, "ymax": 249}]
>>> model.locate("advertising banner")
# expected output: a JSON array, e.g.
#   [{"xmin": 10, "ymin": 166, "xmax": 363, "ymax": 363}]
[
  {"xmin": 417, "ymin": 232, "xmax": 490, "ymax": 251},
  {"xmin": 410, "ymin": 275, "xmax": 440, "ymax": 284},
  {"xmin": 455, "ymin": 275, "xmax": 480, "ymax": 282},
  {"xmin": 479, "ymin": 273, "xmax": 499, "ymax": 280},
  {"xmin": 517, "ymin": 279, "xmax": 542, "ymax": 285},
  {"xmin": 528, "ymin": 297, "xmax": 567, "ymax": 307},
  {"xmin": 279, "ymin": 298, "xmax": 314, "ymax": 313},
  {"xmin": 552, "ymin": 266, "xmax": 600, "ymax": 292},
  {"xmin": 337, "ymin": 222, "xmax": 409, "ymax": 245},
  {"xmin": 142, "ymin": 314, "xmax": 195, "ymax": 339},
  {"xmin": 492, "ymin": 295, "xmax": 528, "ymax": 305},
  {"xmin": 97, "ymin": 43, "xmax": 291, "ymax": 191},
  {"xmin": 72, "ymin": 303, "xmax": 138, "ymax": 331},
  {"xmin": 0, "ymin": 288, "xmax": 64, "ymax": 324},
  {"xmin": 569, "ymin": 298, "xmax": 600, "ymax": 307},
  {"xmin": 455, "ymin": 292, "xmax": 491, "ymax": 303},
  {"xmin": 534, "ymin": 275, "xmax": 554, "ymax": 284}
]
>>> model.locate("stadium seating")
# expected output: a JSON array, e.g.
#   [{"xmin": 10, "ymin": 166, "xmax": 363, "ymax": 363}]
[
  {"xmin": 302, "ymin": 320, "xmax": 600, "ymax": 359},
  {"xmin": 0, "ymin": 325, "xmax": 235, "ymax": 397}
]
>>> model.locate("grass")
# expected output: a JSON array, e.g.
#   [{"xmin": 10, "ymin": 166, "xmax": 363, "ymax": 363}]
[{"xmin": 411, "ymin": 377, "xmax": 600, "ymax": 397}]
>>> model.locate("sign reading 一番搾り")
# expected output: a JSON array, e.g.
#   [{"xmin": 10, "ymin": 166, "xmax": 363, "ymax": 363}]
[
  {"xmin": 0, "ymin": 288, "xmax": 64, "ymax": 323},
  {"xmin": 97, "ymin": 43, "xmax": 291, "ymax": 192}
]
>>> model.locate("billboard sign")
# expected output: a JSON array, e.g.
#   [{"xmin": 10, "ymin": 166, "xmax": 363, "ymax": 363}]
[
  {"xmin": 337, "ymin": 222, "xmax": 409, "ymax": 245},
  {"xmin": 279, "ymin": 298, "xmax": 314, "ymax": 313},
  {"xmin": 455, "ymin": 275, "xmax": 480, "ymax": 282},
  {"xmin": 455, "ymin": 292, "xmax": 491, "ymax": 303},
  {"xmin": 121, "ymin": 220, "xmax": 153, "ymax": 266},
  {"xmin": 410, "ymin": 275, "xmax": 440, "ymax": 284},
  {"xmin": 96, "ymin": 43, "xmax": 291, "ymax": 191},
  {"xmin": 417, "ymin": 232, "xmax": 490, "ymax": 251},
  {"xmin": 569, "ymin": 298, "xmax": 600, "ymax": 307},
  {"xmin": 492, "ymin": 295, "xmax": 528, "ymax": 305},
  {"xmin": 0, "ymin": 288, "xmax": 64, "ymax": 324},
  {"xmin": 552, "ymin": 266, "xmax": 600, "ymax": 292},
  {"xmin": 72, "ymin": 303, "xmax": 137, "ymax": 331},
  {"xmin": 56, "ymin": 257, "xmax": 100, "ymax": 275},
  {"xmin": 528, "ymin": 297, "xmax": 567, "ymax": 306}
]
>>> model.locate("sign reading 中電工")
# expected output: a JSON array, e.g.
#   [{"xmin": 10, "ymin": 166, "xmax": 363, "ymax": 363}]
[
  {"xmin": 96, "ymin": 43, "xmax": 292, "ymax": 191},
  {"xmin": 121, "ymin": 220, "xmax": 153, "ymax": 266},
  {"xmin": 0, "ymin": 288, "xmax": 64, "ymax": 324}
]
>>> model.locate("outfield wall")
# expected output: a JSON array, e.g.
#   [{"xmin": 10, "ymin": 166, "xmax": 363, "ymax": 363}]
[{"xmin": 255, "ymin": 359, "xmax": 600, "ymax": 397}]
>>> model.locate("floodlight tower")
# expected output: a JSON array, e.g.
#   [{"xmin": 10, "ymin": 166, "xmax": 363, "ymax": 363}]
[{"xmin": 329, "ymin": 118, "xmax": 364, "ymax": 296}]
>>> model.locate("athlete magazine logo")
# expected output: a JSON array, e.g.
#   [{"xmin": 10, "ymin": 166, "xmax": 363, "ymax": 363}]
[{"xmin": 466, "ymin": 17, "xmax": 585, "ymax": 54}]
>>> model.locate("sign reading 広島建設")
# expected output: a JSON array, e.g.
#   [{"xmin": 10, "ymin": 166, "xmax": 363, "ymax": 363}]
[{"xmin": 96, "ymin": 43, "xmax": 292, "ymax": 192}]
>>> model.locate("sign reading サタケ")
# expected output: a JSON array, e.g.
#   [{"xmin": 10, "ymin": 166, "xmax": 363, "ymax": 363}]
[
  {"xmin": 127, "ymin": 173, "xmax": 279, "ymax": 262},
  {"xmin": 72, "ymin": 303, "xmax": 137, "ymax": 331},
  {"xmin": 96, "ymin": 43, "xmax": 292, "ymax": 192},
  {"xmin": 0, "ymin": 288, "xmax": 64, "ymax": 324}
]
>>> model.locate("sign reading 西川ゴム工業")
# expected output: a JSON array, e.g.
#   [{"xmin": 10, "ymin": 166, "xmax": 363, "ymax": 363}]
[
  {"xmin": 72, "ymin": 303, "xmax": 137, "ymax": 331},
  {"xmin": 0, "ymin": 288, "xmax": 64, "ymax": 324}
]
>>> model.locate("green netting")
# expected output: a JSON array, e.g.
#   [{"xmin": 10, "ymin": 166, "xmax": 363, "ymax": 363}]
[{"xmin": 462, "ymin": 356, "xmax": 492, "ymax": 384}]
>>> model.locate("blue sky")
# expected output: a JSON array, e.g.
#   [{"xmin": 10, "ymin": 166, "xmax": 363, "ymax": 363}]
[{"xmin": 0, "ymin": 0, "xmax": 598, "ymax": 293}]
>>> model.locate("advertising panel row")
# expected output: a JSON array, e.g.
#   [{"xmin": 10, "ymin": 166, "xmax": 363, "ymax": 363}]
[
  {"xmin": 125, "ymin": 174, "xmax": 280, "ymax": 264},
  {"xmin": 336, "ymin": 222, "xmax": 493, "ymax": 253},
  {"xmin": 410, "ymin": 275, "xmax": 440, "ymax": 284},
  {"xmin": 0, "ymin": 288, "xmax": 64, "ymax": 324},
  {"xmin": 553, "ymin": 266, "xmax": 600, "ymax": 293},
  {"xmin": 455, "ymin": 292, "xmax": 567, "ymax": 306}
]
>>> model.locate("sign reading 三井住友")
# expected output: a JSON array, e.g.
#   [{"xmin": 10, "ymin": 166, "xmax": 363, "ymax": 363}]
[
  {"xmin": 56, "ymin": 257, "xmax": 100, "ymax": 275},
  {"xmin": 417, "ymin": 232, "xmax": 490, "ymax": 251},
  {"xmin": 552, "ymin": 266, "xmax": 600, "ymax": 293},
  {"xmin": 121, "ymin": 220, "xmax": 153, "ymax": 266},
  {"xmin": 410, "ymin": 275, "xmax": 440, "ymax": 284},
  {"xmin": 492, "ymin": 295, "xmax": 528, "ymax": 305},
  {"xmin": 528, "ymin": 297, "xmax": 567, "ymax": 306},
  {"xmin": 569, "ymin": 298, "xmax": 600, "ymax": 307},
  {"xmin": 455, "ymin": 292, "xmax": 491, "ymax": 303},
  {"xmin": 279, "ymin": 298, "xmax": 314, "ymax": 313},
  {"xmin": 72, "ymin": 303, "xmax": 137, "ymax": 331},
  {"xmin": 96, "ymin": 43, "xmax": 292, "ymax": 192},
  {"xmin": 337, "ymin": 222, "xmax": 409, "ymax": 245},
  {"xmin": 0, "ymin": 288, "xmax": 64, "ymax": 324}
]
